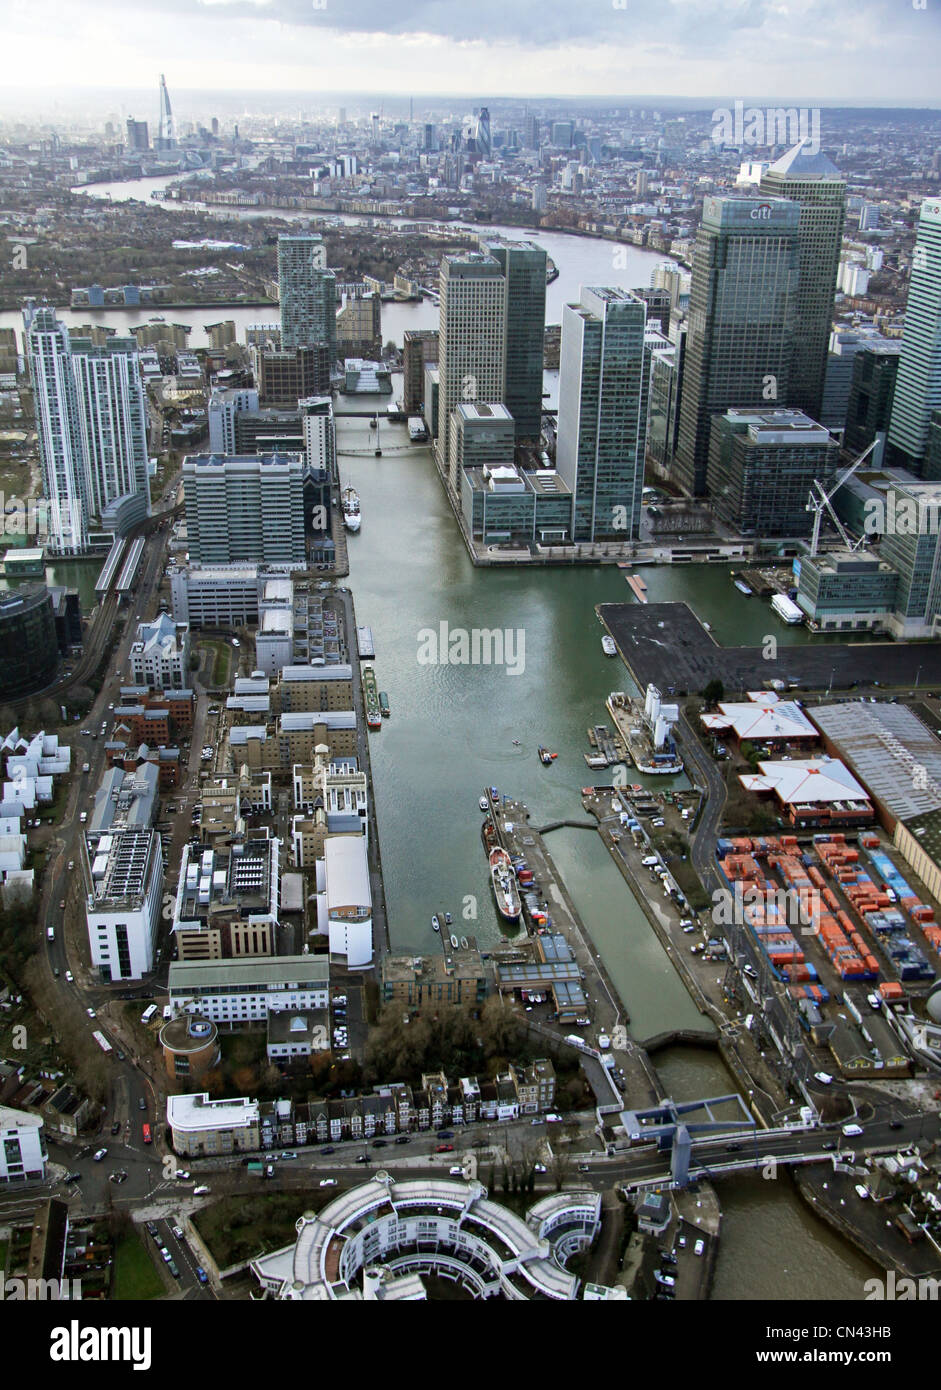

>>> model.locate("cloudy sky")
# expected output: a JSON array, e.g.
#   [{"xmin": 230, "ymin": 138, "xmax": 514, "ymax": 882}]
[{"xmin": 4, "ymin": 0, "xmax": 939, "ymax": 108}]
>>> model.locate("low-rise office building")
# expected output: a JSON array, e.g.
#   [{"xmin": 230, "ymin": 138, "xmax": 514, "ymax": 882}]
[
  {"xmin": 85, "ymin": 827, "xmax": 163, "ymax": 980},
  {"xmin": 380, "ymin": 935, "xmax": 491, "ymax": 1010},
  {"xmin": 172, "ymin": 832, "xmax": 281, "ymax": 961},
  {"xmin": 128, "ymin": 614, "xmax": 190, "ymax": 688},
  {"xmin": 167, "ymin": 1093, "xmax": 261, "ymax": 1157},
  {"xmin": 167, "ymin": 954, "xmax": 330, "ymax": 1028}
]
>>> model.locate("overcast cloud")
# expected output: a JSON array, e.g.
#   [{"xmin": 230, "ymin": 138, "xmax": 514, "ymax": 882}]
[{"xmin": 3, "ymin": 0, "xmax": 939, "ymax": 107}]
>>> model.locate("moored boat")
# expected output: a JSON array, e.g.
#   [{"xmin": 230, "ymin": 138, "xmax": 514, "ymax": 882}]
[
  {"xmin": 601, "ymin": 634, "xmax": 617, "ymax": 656},
  {"xmin": 489, "ymin": 847, "xmax": 521, "ymax": 923},
  {"xmin": 342, "ymin": 485, "xmax": 362, "ymax": 533},
  {"xmin": 362, "ymin": 665, "xmax": 382, "ymax": 729},
  {"xmin": 431, "ymin": 914, "xmax": 440, "ymax": 932}
]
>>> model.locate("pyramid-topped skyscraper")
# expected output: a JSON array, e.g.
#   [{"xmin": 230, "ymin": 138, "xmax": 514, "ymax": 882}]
[{"xmin": 760, "ymin": 138, "xmax": 846, "ymax": 422}]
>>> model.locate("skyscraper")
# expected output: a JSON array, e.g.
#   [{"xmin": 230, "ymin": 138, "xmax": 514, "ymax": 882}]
[
  {"xmin": 481, "ymin": 238, "xmax": 547, "ymax": 443},
  {"xmin": 436, "ymin": 252, "xmax": 507, "ymax": 493},
  {"xmin": 183, "ymin": 453, "xmax": 306, "ymax": 566},
  {"xmin": 70, "ymin": 334, "xmax": 150, "ymax": 521},
  {"xmin": 759, "ymin": 140, "xmax": 846, "ymax": 422},
  {"xmin": 556, "ymin": 287, "xmax": 648, "ymax": 541},
  {"xmin": 24, "ymin": 305, "xmax": 87, "ymax": 554},
  {"xmin": 25, "ymin": 304, "xmax": 150, "ymax": 554},
  {"xmin": 674, "ymin": 195, "xmax": 800, "ymax": 497},
  {"xmin": 886, "ymin": 199, "xmax": 941, "ymax": 473},
  {"xmin": 125, "ymin": 118, "xmax": 149, "ymax": 151},
  {"xmin": 475, "ymin": 107, "xmax": 492, "ymax": 160},
  {"xmin": 277, "ymin": 234, "xmax": 337, "ymax": 365},
  {"xmin": 156, "ymin": 73, "xmax": 176, "ymax": 150}
]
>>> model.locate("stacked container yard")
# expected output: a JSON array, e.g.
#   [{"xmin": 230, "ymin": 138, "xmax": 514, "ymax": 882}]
[{"xmin": 858, "ymin": 845, "xmax": 939, "ymax": 978}]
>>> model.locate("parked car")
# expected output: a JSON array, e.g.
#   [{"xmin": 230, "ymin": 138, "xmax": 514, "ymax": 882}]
[
  {"xmin": 195, "ymin": 1267, "xmax": 209, "ymax": 1284},
  {"xmin": 394, "ymin": 1135, "xmax": 410, "ymax": 1145},
  {"xmin": 65, "ymin": 970, "xmax": 73, "ymax": 983},
  {"xmin": 372, "ymin": 1138, "xmax": 387, "ymax": 1148},
  {"xmin": 192, "ymin": 1185, "xmax": 210, "ymax": 1196},
  {"xmin": 321, "ymin": 1146, "xmax": 335, "ymax": 1155},
  {"xmin": 435, "ymin": 1143, "xmax": 454, "ymax": 1153},
  {"xmin": 167, "ymin": 1259, "xmax": 180, "ymax": 1279}
]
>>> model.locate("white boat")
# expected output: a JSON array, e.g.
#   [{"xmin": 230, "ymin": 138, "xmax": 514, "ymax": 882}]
[
  {"xmin": 601, "ymin": 635, "xmax": 617, "ymax": 657},
  {"xmin": 733, "ymin": 578, "xmax": 752, "ymax": 596},
  {"xmin": 489, "ymin": 847, "xmax": 521, "ymax": 923},
  {"xmin": 479, "ymin": 796, "xmax": 489, "ymax": 811},
  {"xmin": 341, "ymin": 486, "xmax": 361, "ymax": 533},
  {"xmin": 771, "ymin": 593, "xmax": 804, "ymax": 625},
  {"xmin": 431, "ymin": 914, "xmax": 440, "ymax": 933}
]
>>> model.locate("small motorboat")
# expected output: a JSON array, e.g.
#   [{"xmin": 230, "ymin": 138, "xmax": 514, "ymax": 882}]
[
  {"xmin": 431, "ymin": 915, "xmax": 440, "ymax": 933},
  {"xmin": 444, "ymin": 912, "xmax": 452, "ymax": 926},
  {"xmin": 479, "ymin": 796, "xmax": 489, "ymax": 811}
]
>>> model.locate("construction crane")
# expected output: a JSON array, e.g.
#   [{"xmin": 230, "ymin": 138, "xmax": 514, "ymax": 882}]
[{"xmin": 806, "ymin": 439, "xmax": 879, "ymax": 557}]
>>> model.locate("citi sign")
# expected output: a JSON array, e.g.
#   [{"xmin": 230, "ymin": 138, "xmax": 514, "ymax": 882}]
[{"xmin": 750, "ymin": 204, "xmax": 773, "ymax": 221}]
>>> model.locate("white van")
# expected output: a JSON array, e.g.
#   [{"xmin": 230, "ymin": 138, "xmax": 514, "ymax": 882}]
[
  {"xmin": 46, "ymin": 926, "xmax": 54, "ymax": 941},
  {"xmin": 842, "ymin": 1122, "xmax": 864, "ymax": 1138}
]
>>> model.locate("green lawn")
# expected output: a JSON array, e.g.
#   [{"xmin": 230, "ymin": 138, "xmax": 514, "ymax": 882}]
[
  {"xmin": 112, "ymin": 1231, "xmax": 165, "ymax": 1301},
  {"xmin": 196, "ymin": 638, "xmax": 231, "ymax": 688}
]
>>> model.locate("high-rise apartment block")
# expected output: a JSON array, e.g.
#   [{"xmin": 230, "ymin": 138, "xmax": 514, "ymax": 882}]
[
  {"xmin": 24, "ymin": 304, "xmax": 150, "ymax": 554},
  {"xmin": 277, "ymin": 235, "xmax": 337, "ymax": 365},
  {"xmin": 183, "ymin": 453, "xmax": 307, "ymax": 567}
]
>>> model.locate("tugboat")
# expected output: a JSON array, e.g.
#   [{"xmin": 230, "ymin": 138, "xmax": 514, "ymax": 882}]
[
  {"xmin": 538, "ymin": 747, "xmax": 558, "ymax": 765},
  {"xmin": 431, "ymin": 914, "xmax": 441, "ymax": 933}
]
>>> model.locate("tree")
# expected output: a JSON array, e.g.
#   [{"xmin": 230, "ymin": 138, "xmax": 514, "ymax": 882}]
[{"xmin": 701, "ymin": 679, "xmax": 725, "ymax": 707}]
